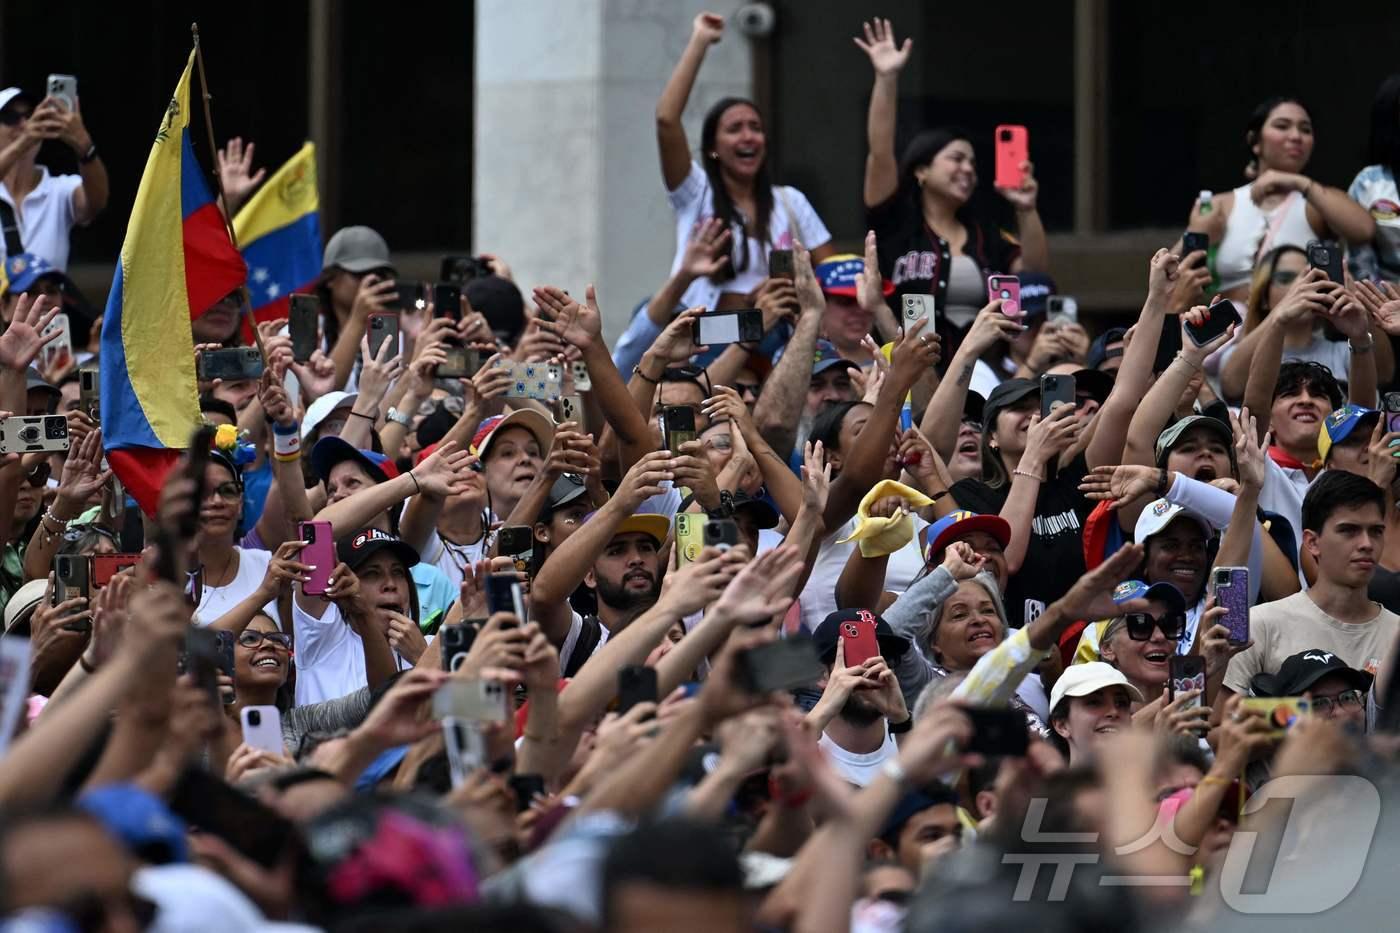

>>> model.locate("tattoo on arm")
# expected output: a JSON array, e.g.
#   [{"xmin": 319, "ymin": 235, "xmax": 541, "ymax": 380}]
[{"xmin": 957, "ymin": 363, "xmax": 973, "ymax": 387}]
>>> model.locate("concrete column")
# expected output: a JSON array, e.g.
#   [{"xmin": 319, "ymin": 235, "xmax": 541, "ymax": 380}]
[{"xmin": 474, "ymin": 0, "xmax": 752, "ymax": 341}]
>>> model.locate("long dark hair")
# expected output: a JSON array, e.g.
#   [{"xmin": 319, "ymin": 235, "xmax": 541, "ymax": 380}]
[
  {"xmin": 1369, "ymin": 74, "xmax": 1400, "ymax": 181},
  {"xmin": 1244, "ymin": 96, "xmax": 1310, "ymax": 177},
  {"xmin": 897, "ymin": 126, "xmax": 978, "ymax": 224},
  {"xmin": 700, "ymin": 97, "xmax": 774, "ymax": 282}
]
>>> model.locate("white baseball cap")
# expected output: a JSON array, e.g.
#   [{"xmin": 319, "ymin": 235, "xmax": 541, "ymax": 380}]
[
  {"xmin": 1049, "ymin": 661, "xmax": 1144, "ymax": 712},
  {"xmin": 302, "ymin": 391, "xmax": 358, "ymax": 441},
  {"xmin": 0, "ymin": 88, "xmax": 31, "ymax": 114},
  {"xmin": 1134, "ymin": 498, "xmax": 1212, "ymax": 542}
]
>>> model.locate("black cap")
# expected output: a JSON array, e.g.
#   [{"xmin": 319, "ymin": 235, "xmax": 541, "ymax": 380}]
[
  {"xmin": 1087, "ymin": 327, "xmax": 1127, "ymax": 370},
  {"xmin": 336, "ymin": 527, "xmax": 420, "ymax": 572},
  {"xmin": 1073, "ymin": 369, "xmax": 1115, "ymax": 406},
  {"xmin": 465, "ymin": 275, "xmax": 526, "ymax": 345},
  {"xmin": 813, "ymin": 609, "xmax": 910, "ymax": 664},
  {"xmin": 25, "ymin": 367, "xmax": 59, "ymax": 397},
  {"xmin": 1250, "ymin": 649, "xmax": 1374, "ymax": 698},
  {"xmin": 982, "ymin": 378, "xmax": 1038, "ymax": 431},
  {"xmin": 311, "ymin": 436, "xmax": 395, "ymax": 486},
  {"xmin": 963, "ymin": 390, "xmax": 986, "ymax": 426},
  {"xmin": 544, "ymin": 473, "xmax": 588, "ymax": 512},
  {"xmin": 728, "ymin": 490, "xmax": 780, "ymax": 529}
]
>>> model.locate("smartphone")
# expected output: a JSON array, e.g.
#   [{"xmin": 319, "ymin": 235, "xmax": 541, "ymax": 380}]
[
  {"xmin": 964, "ymin": 707, "xmax": 1030, "ymax": 756},
  {"xmin": 169, "ymin": 768, "xmax": 296, "ymax": 868},
  {"xmin": 1184, "ymin": 298, "xmax": 1241, "ymax": 347},
  {"xmin": 994, "ymin": 124, "xmax": 1029, "ymax": 190},
  {"xmin": 987, "ymin": 274, "xmax": 1021, "ymax": 317},
  {"xmin": 433, "ymin": 283, "xmax": 462, "ymax": 321},
  {"xmin": 289, "ymin": 294, "xmax": 320, "ymax": 362},
  {"xmin": 838, "ymin": 615, "xmax": 880, "ymax": 668},
  {"xmin": 1039, "ymin": 373, "xmax": 1075, "ymax": 418},
  {"xmin": 366, "ymin": 312, "xmax": 399, "ymax": 361},
  {"xmin": 1168, "ymin": 655, "xmax": 1206, "ymax": 711},
  {"xmin": 442, "ymin": 718, "xmax": 485, "ymax": 788},
  {"xmin": 703, "ymin": 517, "xmax": 739, "ymax": 551},
  {"xmin": 179, "ymin": 425, "xmax": 215, "ymax": 541},
  {"xmin": 492, "ymin": 360, "xmax": 564, "ymax": 401},
  {"xmin": 554, "ymin": 394, "xmax": 583, "ymax": 424},
  {"xmin": 674, "ymin": 513, "xmax": 708, "ymax": 568},
  {"xmin": 437, "ymin": 345, "xmax": 480, "ymax": 379},
  {"xmin": 1383, "ymin": 391, "xmax": 1400, "ymax": 434},
  {"xmin": 184, "ymin": 628, "xmax": 224, "ymax": 708},
  {"xmin": 1046, "ymin": 296, "xmax": 1078, "ymax": 326},
  {"xmin": 432, "ymin": 679, "xmax": 510, "ymax": 722},
  {"xmin": 1210, "ymin": 567, "xmax": 1250, "ymax": 645},
  {"xmin": 395, "ymin": 281, "xmax": 425, "ymax": 312},
  {"xmin": 440, "ymin": 622, "xmax": 480, "ymax": 673},
  {"xmin": 736, "ymin": 636, "xmax": 825, "ymax": 693},
  {"xmin": 240, "ymin": 706, "xmax": 285, "ymax": 756},
  {"xmin": 617, "ymin": 665, "xmax": 659, "ymax": 714},
  {"xmin": 198, "ymin": 347, "xmax": 264, "ymax": 382},
  {"xmin": 214, "ymin": 630, "xmax": 236, "ymax": 683},
  {"xmin": 297, "ymin": 521, "xmax": 335, "ymax": 596},
  {"xmin": 1181, "ymin": 231, "xmax": 1209, "ymax": 259},
  {"xmin": 902, "ymin": 294, "xmax": 935, "ymax": 330},
  {"xmin": 78, "ymin": 366, "xmax": 100, "ymax": 420},
  {"xmin": 571, "ymin": 361, "xmax": 592, "ymax": 392},
  {"xmin": 1240, "ymin": 697, "xmax": 1310, "ymax": 736},
  {"xmin": 692, "ymin": 309, "xmax": 763, "ymax": 346},
  {"xmin": 497, "ymin": 525, "xmax": 534, "ymax": 575},
  {"xmin": 440, "ymin": 255, "xmax": 492, "ymax": 284},
  {"xmin": 38, "ymin": 313, "xmax": 72, "ymax": 376},
  {"xmin": 1307, "ymin": 239, "xmax": 1344, "ymax": 284},
  {"xmin": 91, "ymin": 553, "xmax": 141, "ymax": 588},
  {"xmin": 484, "ymin": 572, "xmax": 526, "ymax": 622},
  {"xmin": 0, "ymin": 415, "xmax": 69, "ymax": 455},
  {"xmin": 769, "ymin": 248, "xmax": 794, "ymax": 279},
  {"xmin": 45, "ymin": 74, "xmax": 78, "ymax": 111},
  {"xmin": 53, "ymin": 554, "xmax": 89, "ymax": 612},
  {"xmin": 662, "ymin": 405, "xmax": 696, "ymax": 452},
  {"xmin": 508, "ymin": 774, "xmax": 547, "ymax": 813}
]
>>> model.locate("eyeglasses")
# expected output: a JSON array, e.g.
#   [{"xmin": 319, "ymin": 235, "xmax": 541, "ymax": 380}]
[
  {"xmin": 238, "ymin": 629, "xmax": 293, "ymax": 650},
  {"xmin": 1308, "ymin": 689, "xmax": 1365, "ymax": 717},
  {"xmin": 1124, "ymin": 611, "xmax": 1186, "ymax": 641},
  {"xmin": 207, "ymin": 481, "xmax": 242, "ymax": 502},
  {"xmin": 0, "ymin": 108, "xmax": 31, "ymax": 127}
]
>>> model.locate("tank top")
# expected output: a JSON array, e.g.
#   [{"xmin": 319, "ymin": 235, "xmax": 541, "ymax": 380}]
[{"xmin": 1214, "ymin": 183, "xmax": 1322, "ymax": 292}]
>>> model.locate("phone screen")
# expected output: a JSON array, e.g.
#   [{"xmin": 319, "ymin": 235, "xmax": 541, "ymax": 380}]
[
  {"xmin": 1184, "ymin": 300, "xmax": 1240, "ymax": 347},
  {"xmin": 697, "ymin": 314, "xmax": 741, "ymax": 345}
]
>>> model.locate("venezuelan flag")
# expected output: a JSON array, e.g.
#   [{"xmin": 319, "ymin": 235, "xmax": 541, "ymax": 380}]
[
  {"xmin": 234, "ymin": 141, "xmax": 321, "ymax": 327},
  {"xmin": 100, "ymin": 47, "xmax": 247, "ymax": 515}
]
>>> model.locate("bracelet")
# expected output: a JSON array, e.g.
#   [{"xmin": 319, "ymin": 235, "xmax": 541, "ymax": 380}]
[
  {"xmin": 273, "ymin": 450, "xmax": 302, "ymax": 463},
  {"xmin": 40, "ymin": 508, "xmax": 65, "ymax": 532},
  {"xmin": 928, "ymin": 489, "xmax": 950, "ymax": 503},
  {"xmin": 272, "ymin": 428, "xmax": 301, "ymax": 459},
  {"xmin": 408, "ymin": 471, "xmax": 421, "ymax": 495},
  {"xmin": 348, "ymin": 410, "xmax": 376, "ymax": 421},
  {"xmin": 1012, "ymin": 468, "xmax": 1044, "ymax": 482},
  {"xmin": 1155, "ymin": 468, "xmax": 1170, "ymax": 497},
  {"xmin": 1350, "ymin": 333, "xmax": 1374, "ymax": 353},
  {"xmin": 632, "ymin": 364, "xmax": 659, "ymax": 384},
  {"xmin": 888, "ymin": 716, "xmax": 914, "ymax": 734},
  {"xmin": 79, "ymin": 143, "xmax": 99, "ymax": 165},
  {"xmin": 767, "ymin": 773, "xmax": 814, "ymax": 809},
  {"xmin": 270, "ymin": 419, "xmax": 300, "ymax": 436},
  {"xmin": 1174, "ymin": 353, "xmax": 1203, "ymax": 373},
  {"xmin": 880, "ymin": 758, "xmax": 908, "ymax": 788},
  {"xmin": 1200, "ymin": 774, "xmax": 1232, "ymax": 788}
]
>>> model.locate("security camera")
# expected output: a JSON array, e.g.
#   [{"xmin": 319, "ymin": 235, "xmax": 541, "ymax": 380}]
[{"xmin": 734, "ymin": 2, "xmax": 775, "ymax": 38}]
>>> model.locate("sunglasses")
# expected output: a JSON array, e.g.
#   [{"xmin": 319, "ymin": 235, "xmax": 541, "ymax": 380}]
[
  {"xmin": 1123, "ymin": 611, "xmax": 1186, "ymax": 641},
  {"xmin": 238, "ymin": 629, "xmax": 293, "ymax": 650}
]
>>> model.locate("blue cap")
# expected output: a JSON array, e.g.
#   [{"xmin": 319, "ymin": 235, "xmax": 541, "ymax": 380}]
[
  {"xmin": 1017, "ymin": 272, "xmax": 1057, "ymax": 316},
  {"xmin": 1112, "ymin": 579, "xmax": 1187, "ymax": 615},
  {"xmin": 1319, "ymin": 404, "xmax": 1379, "ymax": 463},
  {"xmin": 311, "ymin": 435, "xmax": 399, "ymax": 486},
  {"xmin": 814, "ymin": 253, "xmax": 892, "ymax": 298},
  {"xmin": 78, "ymin": 784, "xmax": 188, "ymax": 864},
  {"xmin": 2, "ymin": 252, "xmax": 65, "ymax": 297},
  {"xmin": 811, "ymin": 339, "xmax": 858, "ymax": 376}
]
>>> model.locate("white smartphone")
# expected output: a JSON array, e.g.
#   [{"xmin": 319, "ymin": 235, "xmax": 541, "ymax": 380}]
[
  {"xmin": 46, "ymin": 74, "xmax": 77, "ymax": 111},
  {"xmin": 39, "ymin": 313, "xmax": 73, "ymax": 376},
  {"xmin": 442, "ymin": 718, "xmax": 485, "ymax": 788},
  {"xmin": 239, "ymin": 705, "xmax": 285, "ymax": 756},
  {"xmin": 902, "ymin": 294, "xmax": 935, "ymax": 329}
]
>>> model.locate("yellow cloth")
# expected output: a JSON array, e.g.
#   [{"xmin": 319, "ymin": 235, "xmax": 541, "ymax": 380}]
[{"xmin": 837, "ymin": 479, "xmax": 933, "ymax": 557}]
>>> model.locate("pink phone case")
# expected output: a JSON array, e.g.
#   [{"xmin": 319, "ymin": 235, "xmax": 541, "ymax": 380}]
[
  {"xmin": 299, "ymin": 521, "xmax": 335, "ymax": 595},
  {"xmin": 995, "ymin": 124, "xmax": 1029, "ymax": 189},
  {"xmin": 987, "ymin": 275, "xmax": 1022, "ymax": 317}
]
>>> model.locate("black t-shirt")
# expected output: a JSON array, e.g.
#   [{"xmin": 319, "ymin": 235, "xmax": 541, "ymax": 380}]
[
  {"xmin": 1369, "ymin": 566, "xmax": 1400, "ymax": 616},
  {"xmin": 951, "ymin": 453, "xmax": 1094, "ymax": 629}
]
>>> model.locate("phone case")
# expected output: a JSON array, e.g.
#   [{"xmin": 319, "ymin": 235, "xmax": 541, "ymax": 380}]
[
  {"xmin": 53, "ymin": 554, "xmax": 89, "ymax": 605},
  {"xmin": 1169, "ymin": 656, "xmax": 1206, "ymax": 709},
  {"xmin": 1184, "ymin": 300, "xmax": 1241, "ymax": 347},
  {"xmin": 987, "ymin": 275, "xmax": 1021, "ymax": 317},
  {"xmin": 366, "ymin": 313, "xmax": 399, "ymax": 360},
  {"xmin": 675, "ymin": 513, "xmax": 708, "ymax": 567},
  {"xmin": 46, "ymin": 74, "xmax": 77, "ymax": 111},
  {"xmin": 442, "ymin": 719, "xmax": 486, "ymax": 788},
  {"xmin": 1210, "ymin": 567, "xmax": 1250, "ymax": 645},
  {"xmin": 0, "ymin": 415, "xmax": 70, "ymax": 455},
  {"xmin": 240, "ymin": 706, "xmax": 285, "ymax": 756},
  {"xmin": 555, "ymin": 395, "xmax": 583, "ymax": 424},
  {"xmin": 433, "ymin": 284, "xmax": 462, "ymax": 320},
  {"xmin": 433, "ymin": 680, "xmax": 509, "ymax": 722},
  {"xmin": 739, "ymin": 637, "xmax": 825, "ymax": 693},
  {"xmin": 199, "ymin": 348, "xmax": 265, "ymax": 382},
  {"xmin": 703, "ymin": 518, "xmax": 739, "ymax": 550},
  {"xmin": 964, "ymin": 707, "xmax": 1030, "ymax": 756},
  {"xmin": 1307, "ymin": 239, "xmax": 1344, "ymax": 284},
  {"xmin": 498, "ymin": 526, "xmax": 534, "ymax": 574},
  {"xmin": 1182, "ymin": 231, "xmax": 1209, "ymax": 257},
  {"xmin": 1040, "ymin": 374, "xmax": 1075, "ymax": 417},
  {"xmin": 91, "ymin": 554, "xmax": 141, "ymax": 588},
  {"xmin": 1240, "ymin": 697, "xmax": 1310, "ymax": 735},
  {"xmin": 289, "ymin": 296, "xmax": 320, "ymax": 362},
  {"xmin": 769, "ymin": 249, "xmax": 794, "ymax": 279},
  {"xmin": 79, "ymin": 367, "xmax": 100, "ymax": 419},
  {"xmin": 571, "ymin": 361, "xmax": 592, "ymax": 392},
  {"xmin": 440, "ymin": 624, "xmax": 478, "ymax": 672},
  {"xmin": 484, "ymin": 573, "xmax": 526, "ymax": 620},
  {"xmin": 663, "ymin": 406, "xmax": 696, "ymax": 451},
  {"xmin": 994, "ymin": 124, "xmax": 1029, "ymax": 190},
  {"xmin": 39, "ymin": 314, "xmax": 73, "ymax": 376},
  {"xmin": 839, "ymin": 615, "xmax": 880, "ymax": 668},
  {"xmin": 298, "ymin": 521, "xmax": 335, "ymax": 596},
  {"xmin": 902, "ymin": 294, "xmax": 935, "ymax": 329}
]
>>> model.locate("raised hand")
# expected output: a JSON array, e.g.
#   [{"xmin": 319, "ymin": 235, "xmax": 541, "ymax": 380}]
[
  {"xmin": 1078, "ymin": 463, "xmax": 1162, "ymax": 508},
  {"xmin": 470, "ymin": 353, "xmax": 514, "ymax": 401},
  {"xmin": 545, "ymin": 422, "xmax": 600, "ymax": 479},
  {"xmin": 1197, "ymin": 600, "xmax": 1251, "ymax": 679},
  {"xmin": 657, "ymin": 546, "xmax": 748, "ymax": 618},
  {"xmin": 692, "ymin": 11, "xmax": 725, "ymax": 44},
  {"xmin": 888, "ymin": 317, "xmax": 941, "ymax": 390},
  {"xmin": 681, "ymin": 218, "xmax": 732, "ymax": 280},
  {"xmin": 701, "ymin": 384, "xmax": 757, "ymax": 437},
  {"xmin": 356, "ymin": 335, "xmax": 405, "ymax": 409},
  {"xmin": 997, "ymin": 160, "xmax": 1039, "ymax": 212},
  {"xmin": 1229, "ymin": 406, "xmax": 1266, "ymax": 490},
  {"xmin": 1179, "ymin": 304, "xmax": 1236, "ymax": 365},
  {"xmin": 290, "ymin": 349, "xmax": 337, "ymax": 402},
  {"xmin": 940, "ymin": 541, "xmax": 986, "ymax": 581},
  {"xmin": 350, "ymin": 273, "xmax": 397, "ymax": 321},
  {"xmin": 1021, "ymin": 404, "xmax": 1080, "ymax": 472},
  {"xmin": 649, "ymin": 307, "xmax": 708, "ymax": 363},
  {"xmin": 323, "ymin": 562, "xmax": 369, "ymax": 619},
  {"xmin": 800, "ymin": 440, "xmax": 832, "ymax": 515},
  {"xmin": 752, "ymin": 277, "xmax": 799, "ymax": 333},
  {"xmin": 55, "ymin": 427, "xmax": 111, "ymax": 508},
  {"xmin": 0, "ymin": 293, "xmax": 61, "ymax": 370},
  {"xmin": 1354, "ymin": 279, "xmax": 1400, "ymax": 335},
  {"xmin": 256, "ymin": 540, "xmax": 314, "ymax": 601},
  {"xmin": 959, "ymin": 300, "xmax": 1025, "ymax": 357},
  {"xmin": 1271, "ymin": 268, "xmax": 1341, "ymax": 324},
  {"xmin": 355, "ymin": 667, "xmax": 451, "ymax": 749},
  {"xmin": 257, "ymin": 369, "xmax": 297, "ymax": 428},
  {"xmin": 853, "ymin": 18, "xmax": 912, "ymax": 75},
  {"xmin": 672, "ymin": 439, "xmax": 721, "ymax": 506},
  {"xmin": 1366, "ymin": 418, "xmax": 1400, "ymax": 490},
  {"xmin": 216, "ymin": 137, "xmax": 266, "ymax": 215},
  {"xmin": 410, "ymin": 440, "xmax": 477, "ymax": 499},
  {"xmin": 532, "ymin": 284, "xmax": 604, "ymax": 352},
  {"xmin": 1050, "ymin": 542, "xmax": 1149, "ymax": 622},
  {"xmin": 854, "ymin": 230, "xmax": 889, "ymax": 315},
  {"xmin": 614, "ymin": 450, "xmax": 675, "ymax": 511},
  {"xmin": 1325, "ymin": 289, "xmax": 1372, "ymax": 340},
  {"xmin": 709, "ymin": 544, "xmax": 803, "ymax": 627}
]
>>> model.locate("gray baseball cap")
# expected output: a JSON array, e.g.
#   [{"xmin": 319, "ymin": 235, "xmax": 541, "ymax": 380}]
[{"xmin": 322, "ymin": 226, "xmax": 395, "ymax": 276}]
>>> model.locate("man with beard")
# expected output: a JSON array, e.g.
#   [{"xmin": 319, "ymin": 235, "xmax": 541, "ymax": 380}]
[
  {"xmin": 532, "ymin": 450, "xmax": 674, "ymax": 675},
  {"xmin": 806, "ymin": 609, "xmax": 913, "ymax": 786}
]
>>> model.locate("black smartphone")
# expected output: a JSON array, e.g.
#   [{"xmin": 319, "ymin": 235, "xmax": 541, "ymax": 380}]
[
  {"xmin": 168, "ymin": 768, "xmax": 297, "ymax": 868},
  {"xmin": 617, "ymin": 665, "xmax": 659, "ymax": 715},
  {"xmin": 78, "ymin": 366, "xmax": 100, "ymax": 420},
  {"xmin": 1039, "ymin": 373, "xmax": 1075, "ymax": 418},
  {"xmin": 184, "ymin": 628, "xmax": 224, "ymax": 708},
  {"xmin": 395, "ymin": 281, "xmax": 424, "ymax": 312},
  {"xmin": 440, "ymin": 621, "xmax": 482, "ymax": 673},
  {"xmin": 692, "ymin": 310, "xmax": 764, "ymax": 346},
  {"xmin": 1169, "ymin": 655, "xmax": 1206, "ymax": 710},
  {"xmin": 769, "ymin": 249, "xmax": 794, "ymax": 279},
  {"xmin": 197, "ymin": 347, "xmax": 264, "ymax": 381},
  {"xmin": 662, "ymin": 405, "xmax": 696, "ymax": 452},
  {"xmin": 1181, "ymin": 231, "xmax": 1209, "ymax": 259},
  {"xmin": 1184, "ymin": 298, "xmax": 1241, "ymax": 347},
  {"xmin": 703, "ymin": 518, "xmax": 739, "ymax": 551},
  {"xmin": 963, "ymin": 707, "xmax": 1030, "ymax": 756},
  {"xmin": 441, "ymin": 255, "xmax": 492, "ymax": 284},
  {"xmin": 508, "ymin": 773, "xmax": 547, "ymax": 812},
  {"xmin": 497, "ymin": 525, "xmax": 534, "ymax": 575},
  {"xmin": 433, "ymin": 283, "xmax": 462, "ymax": 321},
  {"xmin": 366, "ymin": 312, "xmax": 399, "ymax": 360},
  {"xmin": 1307, "ymin": 238, "xmax": 1345, "ymax": 284},
  {"xmin": 736, "ymin": 636, "xmax": 824, "ymax": 693},
  {"xmin": 437, "ymin": 345, "xmax": 480, "ymax": 379},
  {"xmin": 484, "ymin": 572, "xmax": 526, "ymax": 623},
  {"xmin": 52, "ymin": 554, "xmax": 90, "ymax": 625},
  {"xmin": 289, "ymin": 294, "xmax": 320, "ymax": 362}
]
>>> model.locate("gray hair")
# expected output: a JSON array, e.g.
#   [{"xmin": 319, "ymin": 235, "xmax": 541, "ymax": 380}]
[
  {"xmin": 922, "ymin": 571, "xmax": 1011, "ymax": 662},
  {"xmin": 913, "ymin": 670, "xmax": 968, "ymax": 721}
]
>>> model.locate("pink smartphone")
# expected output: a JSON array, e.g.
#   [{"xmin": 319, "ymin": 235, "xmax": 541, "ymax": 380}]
[
  {"xmin": 987, "ymin": 275, "xmax": 1022, "ymax": 317},
  {"xmin": 995, "ymin": 124, "xmax": 1029, "ymax": 189},
  {"xmin": 299, "ymin": 521, "xmax": 335, "ymax": 596}
]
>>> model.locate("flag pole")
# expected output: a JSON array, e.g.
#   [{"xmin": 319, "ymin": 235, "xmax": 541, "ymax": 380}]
[{"xmin": 191, "ymin": 22, "xmax": 269, "ymax": 363}]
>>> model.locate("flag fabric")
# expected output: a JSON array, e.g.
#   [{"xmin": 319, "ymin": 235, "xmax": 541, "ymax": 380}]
[
  {"xmin": 100, "ymin": 47, "xmax": 247, "ymax": 515},
  {"xmin": 233, "ymin": 141, "xmax": 321, "ymax": 328}
]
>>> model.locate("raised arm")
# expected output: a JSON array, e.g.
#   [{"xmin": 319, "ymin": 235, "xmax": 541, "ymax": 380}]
[
  {"xmin": 752, "ymin": 249, "xmax": 825, "ymax": 459},
  {"xmin": 1241, "ymin": 270, "xmax": 1341, "ymax": 442},
  {"xmin": 1329, "ymin": 289, "xmax": 1380, "ymax": 405},
  {"xmin": 253, "ymin": 370, "xmax": 315, "ymax": 549},
  {"xmin": 704, "ymin": 385, "xmax": 804, "ymax": 521},
  {"xmin": 656, "ymin": 12, "xmax": 725, "ymax": 191},
  {"xmin": 32, "ymin": 98, "xmax": 108, "ymax": 223},
  {"xmin": 329, "ymin": 274, "xmax": 397, "ymax": 390},
  {"xmin": 853, "ymin": 18, "xmax": 912, "ymax": 208},
  {"xmin": 1128, "ymin": 314, "xmax": 1235, "ymax": 468},
  {"xmin": 921, "ymin": 301, "xmax": 1019, "ymax": 459},
  {"xmin": 989, "ymin": 404, "xmax": 1080, "ymax": 573}
]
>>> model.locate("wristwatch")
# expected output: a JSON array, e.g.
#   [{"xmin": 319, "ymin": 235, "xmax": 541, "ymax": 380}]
[{"xmin": 385, "ymin": 406, "xmax": 411, "ymax": 427}]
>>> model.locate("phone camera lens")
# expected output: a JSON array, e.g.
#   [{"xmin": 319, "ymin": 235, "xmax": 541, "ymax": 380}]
[
  {"xmin": 248, "ymin": 710, "xmax": 261, "ymax": 726},
  {"xmin": 1000, "ymin": 130, "xmax": 1012, "ymax": 142},
  {"xmin": 45, "ymin": 419, "xmax": 66, "ymax": 440}
]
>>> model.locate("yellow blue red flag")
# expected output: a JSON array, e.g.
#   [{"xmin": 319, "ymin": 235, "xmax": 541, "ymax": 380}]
[{"xmin": 233, "ymin": 141, "xmax": 321, "ymax": 327}]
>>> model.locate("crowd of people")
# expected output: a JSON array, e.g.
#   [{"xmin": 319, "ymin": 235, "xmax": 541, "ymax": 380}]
[{"xmin": 1, "ymin": 11, "xmax": 1400, "ymax": 932}]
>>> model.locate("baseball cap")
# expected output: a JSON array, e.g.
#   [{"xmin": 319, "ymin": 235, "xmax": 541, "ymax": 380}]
[
  {"xmin": 1049, "ymin": 660, "xmax": 1145, "ymax": 712},
  {"xmin": 920, "ymin": 510, "xmax": 1011, "ymax": 564},
  {"xmin": 0, "ymin": 88, "xmax": 31, "ymax": 114},
  {"xmin": 812, "ymin": 339, "xmax": 859, "ymax": 377},
  {"xmin": 337, "ymin": 527, "xmax": 420, "ymax": 571},
  {"xmin": 3, "ymin": 578, "xmax": 48, "ymax": 636},
  {"xmin": 311, "ymin": 435, "xmax": 399, "ymax": 486},
  {"xmin": 812, "ymin": 608, "xmax": 911, "ymax": 664},
  {"xmin": 1086, "ymin": 327, "xmax": 1127, "ymax": 371},
  {"xmin": 1318, "ymin": 404, "xmax": 1380, "ymax": 463},
  {"xmin": 78, "ymin": 784, "xmax": 189, "ymax": 865},
  {"xmin": 1111, "ymin": 579, "xmax": 1188, "ymax": 616},
  {"xmin": 1153, "ymin": 414, "xmax": 1233, "ymax": 464},
  {"xmin": 24, "ymin": 368, "xmax": 59, "ymax": 400},
  {"xmin": 472, "ymin": 409, "xmax": 554, "ymax": 460},
  {"xmin": 322, "ymin": 225, "xmax": 395, "ymax": 276},
  {"xmin": 1072, "ymin": 369, "xmax": 1115, "ymax": 406},
  {"xmin": 1134, "ymin": 499, "xmax": 1212, "ymax": 542},
  {"xmin": 1250, "ymin": 648, "xmax": 1375, "ymax": 698},
  {"xmin": 814, "ymin": 254, "xmax": 892, "ymax": 297},
  {"xmin": 728, "ymin": 490, "xmax": 780, "ymax": 529},
  {"xmin": 963, "ymin": 390, "xmax": 986, "ymax": 425},
  {"xmin": 1017, "ymin": 272, "xmax": 1056, "ymax": 317},
  {"xmin": 879, "ymin": 782, "xmax": 961, "ymax": 843},
  {"xmin": 612, "ymin": 513, "xmax": 670, "ymax": 546},
  {"xmin": 544, "ymin": 473, "xmax": 588, "ymax": 512},
  {"xmin": 1, "ymin": 252, "xmax": 68, "ymax": 297},
  {"xmin": 301, "ymin": 390, "xmax": 359, "ymax": 441},
  {"xmin": 982, "ymin": 378, "xmax": 1038, "ymax": 430}
]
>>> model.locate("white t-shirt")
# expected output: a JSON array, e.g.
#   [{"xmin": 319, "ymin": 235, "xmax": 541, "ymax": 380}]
[
  {"xmin": 290, "ymin": 598, "xmax": 408, "ymax": 706},
  {"xmin": 1347, "ymin": 164, "xmax": 1400, "ymax": 284},
  {"xmin": 819, "ymin": 726, "xmax": 898, "ymax": 787},
  {"xmin": 418, "ymin": 527, "xmax": 489, "ymax": 593},
  {"xmin": 799, "ymin": 516, "xmax": 929, "ymax": 632},
  {"xmin": 667, "ymin": 161, "xmax": 830, "ymax": 312},
  {"xmin": 192, "ymin": 546, "xmax": 278, "ymax": 628},
  {"xmin": 0, "ymin": 166, "xmax": 84, "ymax": 271}
]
